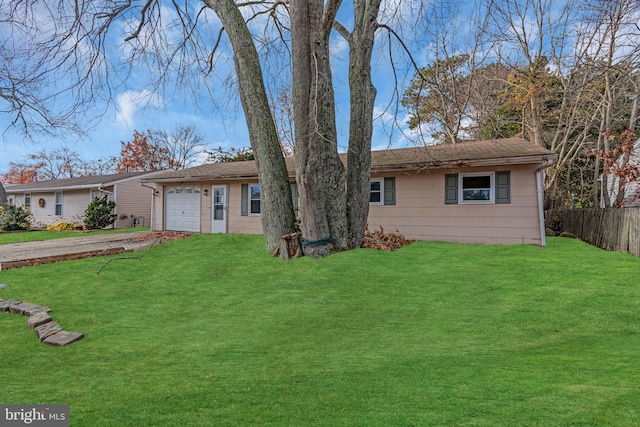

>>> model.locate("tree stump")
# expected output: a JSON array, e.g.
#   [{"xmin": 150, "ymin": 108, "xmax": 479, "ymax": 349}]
[{"xmin": 278, "ymin": 232, "xmax": 303, "ymax": 259}]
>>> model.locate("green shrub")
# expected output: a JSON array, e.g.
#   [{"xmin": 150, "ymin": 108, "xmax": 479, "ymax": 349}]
[
  {"xmin": 0, "ymin": 205, "xmax": 33, "ymax": 231},
  {"xmin": 84, "ymin": 196, "xmax": 117, "ymax": 230}
]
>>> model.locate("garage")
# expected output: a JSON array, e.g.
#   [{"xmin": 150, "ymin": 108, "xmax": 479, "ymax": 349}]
[{"xmin": 164, "ymin": 186, "xmax": 201, "ymax": 232}]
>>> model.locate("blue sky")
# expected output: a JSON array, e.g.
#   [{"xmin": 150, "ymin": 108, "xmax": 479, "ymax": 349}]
[
  {"xmin": 2, "ymin": 0, "xmax": 608, "ymax": 174},
  {"xmin": 0, "ymin": 0, "xmax": 466, "ymax": 173}
]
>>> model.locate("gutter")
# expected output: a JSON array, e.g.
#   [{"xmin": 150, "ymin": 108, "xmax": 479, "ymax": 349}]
[
  {"xmin": 7, "ymin": 183, "xmax": 111, "ymax": 193},
  {"xmin": 535, "ymin": 157, "xmax": 555, "ymax": 247}
]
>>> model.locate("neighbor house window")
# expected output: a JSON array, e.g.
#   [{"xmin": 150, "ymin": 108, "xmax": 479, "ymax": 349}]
[
  {"xmin": 445, "ymin": 172, "xmax": 510, "ymax": 205},
  {"xmin": 24, "ymin": 193, "xmax": 31, "ymax": 208},
  {"xmin": 55, "ymin": 192, "xmax": 63, "ymax": 216},
  {"xmin": 8, "ymin": 196, "xmax": 15, "ymax": 206}
]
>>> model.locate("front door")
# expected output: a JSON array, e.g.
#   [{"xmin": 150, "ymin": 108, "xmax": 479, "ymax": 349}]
[{"xmin": 211, "ymin": 185, "xmax": 227, "ymax": 233}]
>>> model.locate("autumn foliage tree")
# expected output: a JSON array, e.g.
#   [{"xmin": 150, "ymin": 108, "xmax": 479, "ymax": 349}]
[
  {"xmin": 116, "ymin": 130, "xmax": 170, "ymax": 173},
  {"xmin": 1, "ymin": 164, "xmax": 41, "ymax": 184},
  {"xmin": 117, "ymin": 126, "xmax": 207, "ymax": 173},
  {"xmin": 591, "ymin": 128, "xmax": 640, "ymax": 207}
]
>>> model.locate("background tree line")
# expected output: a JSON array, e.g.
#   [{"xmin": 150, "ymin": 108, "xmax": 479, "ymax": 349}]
[
  {"xmin": 401, "ymin": 0, "xmax": 640, "ymax": 209},
  {"xmin": 0, "ymin": 124, "xmax": 236, "ymax": 183}
]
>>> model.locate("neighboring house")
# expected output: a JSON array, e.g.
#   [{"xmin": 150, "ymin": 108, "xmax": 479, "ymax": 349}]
[
  {"xmin": 4, "ymin": 172, "xmax": 162, "ymax": 228},
  {"xmin": 141, "ymin": 138, "xmax": 556, "ymax": 246},
  {"xmin": 603, "ymin": 137, "xmax": 640, "ymax": 207}
]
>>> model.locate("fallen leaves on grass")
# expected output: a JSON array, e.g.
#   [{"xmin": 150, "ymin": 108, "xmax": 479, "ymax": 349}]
[{"xmin": 361, "ymin": 225, "xmax": 415, "ymax": 251}]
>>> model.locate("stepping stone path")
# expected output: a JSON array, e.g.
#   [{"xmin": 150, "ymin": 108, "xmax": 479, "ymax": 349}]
[{"xmin": 0, "ymin": 297, "xmax": 83, "ymax": 346}]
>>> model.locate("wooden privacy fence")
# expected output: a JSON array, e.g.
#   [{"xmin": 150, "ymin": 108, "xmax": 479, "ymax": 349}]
[{"xmin": 546, "ymin": 208, "xmax": 640, "ymax": 257}]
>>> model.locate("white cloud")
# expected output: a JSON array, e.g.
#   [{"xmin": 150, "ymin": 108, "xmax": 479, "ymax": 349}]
[
  {"xmin": 115, "ymin": 90, "xmax": 165, "ymax": 128},
  {"xmin": 378, "ymin": 0, "xmax": 423, "ymax": 26}
]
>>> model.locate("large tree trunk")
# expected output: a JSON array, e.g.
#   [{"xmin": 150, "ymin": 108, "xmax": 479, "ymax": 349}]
[
  {"xmin": 345, "ymin": 0, "xmax": 381, "ymax": 249},
  {"xmin": 206, "ymin": 0, "xmax": 296, "ymax": 252},
  {"xmin": 291, "ymin": 0, "xmax": 347, "ymax": 257}
]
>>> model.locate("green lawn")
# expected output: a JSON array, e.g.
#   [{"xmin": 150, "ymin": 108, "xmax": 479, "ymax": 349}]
[
  {"xmin": 0, "ymin": 227, "xmax": 150, "ymax": 244},
  {"xmin": 1, "ymin": 235, "xmax": 639, "ymax": 426}
]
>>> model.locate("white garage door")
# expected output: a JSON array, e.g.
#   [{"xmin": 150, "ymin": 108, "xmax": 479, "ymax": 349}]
[{"xmin": 165, "ymin": 186, "xmax": 201, "ymax": 232}]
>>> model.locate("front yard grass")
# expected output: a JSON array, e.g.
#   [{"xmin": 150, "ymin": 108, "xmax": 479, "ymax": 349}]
[
  {"xmin": 1, "ymin": 235, "xmax": 639, "ymax": 426},
  {"xmin": 0, "ymin": 227, "xmax": 150, "ymax": 244}
]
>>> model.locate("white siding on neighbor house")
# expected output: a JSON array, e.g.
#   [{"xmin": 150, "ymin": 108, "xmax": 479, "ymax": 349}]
[
  {"xmin": 19, "ymin": 190, "xmax": 88, "ymax": 226},
  {"xmin": 605, "ymin": 174, "xmax": 640, "ymax": 207},
  {"xmin": 58, "ymin": 190, "xmax": 91, "ymax": 224},
  {"xmin": 604, "ymin": 138, "xmax": 640, "ymax": 207},
  {"xmin": 16, "ymin": 192, "xmax": 57, "ymax": 226}
]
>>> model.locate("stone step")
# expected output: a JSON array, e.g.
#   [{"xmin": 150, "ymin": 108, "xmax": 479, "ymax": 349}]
[
  {"xmin": 9, "ymin": 302, "xmax": 51, "ymax": 316},
  {"xmin": 43, "ymin": 331, "xmax": 84, "ymax": 346},
  {"xmin": 1, "ymin": 296, "xmax": 84, "ymax": 346},
  {"xmin": 0, "ymin": 299, "xmax": 22, "ymax": 312},
  {"xmin": 28, "ymin": 311, "xmax": 53, "ymax": 329}
]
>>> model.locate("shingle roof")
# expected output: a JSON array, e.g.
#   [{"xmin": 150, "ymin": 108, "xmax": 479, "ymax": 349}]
[
  {"xmin": 369, "ymin": 137, "xmax": 555, "ymax": 171},
  {"xmin": 141, "ymin": 138, "xmax": 554, "ymax": 183},
  {"xmin": 4, "ymin": 171, "xmax": 160, "ymax": 192}
]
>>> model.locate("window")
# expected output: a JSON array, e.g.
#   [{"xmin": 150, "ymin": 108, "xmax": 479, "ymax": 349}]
[
  {"xmin": 250, "ymin": 185, "xmax": 261, "ymax": 215},
  {"xmin": 8, "ymin": 196, "xmax": 14, "ymax": 206},
  {"xmin": 24, "ymin": 193, "xmax": 31, "ymax": 208},
  {"xmin": 370, "ymin": 179, "xmax": 383, "ymax": 205},
  {"xmin": 369, "ymin": 177, "xmax": 396, "ymax": 206},
  {"xmin": 55, "ymin": 192, "xmax": 63, "ymax": 216},
  {"xmin": 461, "ymin": 173, "xmax": 494, "ymax": 203},
  {"xmin": 241, "ymin": 182, "xmax": 303, "ymax": 216},
  {"xmin": 445, "ymin": 172, "xmax": 510, "ymax": 205}
]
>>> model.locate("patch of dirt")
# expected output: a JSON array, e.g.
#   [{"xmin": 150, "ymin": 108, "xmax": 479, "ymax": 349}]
[{"xmin": 127, "ymin": 231, "xmax": 194, "ymax": 243}]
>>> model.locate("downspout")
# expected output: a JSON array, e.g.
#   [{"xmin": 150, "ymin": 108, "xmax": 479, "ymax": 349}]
[
  {"xmin": 536, "ymin": 158, "xmax": 555, "ymax": 247},
  {"xmin": 140, "ymin": 183, "xmax": 157, "ymax": 231}
]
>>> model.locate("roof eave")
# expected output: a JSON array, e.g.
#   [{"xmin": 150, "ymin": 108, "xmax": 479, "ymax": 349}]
[
  {"xmin": 372, "ymin": 154, "xmax": 556, "ymax": 173},
  {"xmin": 5, "ymin": 183, "xmax": 114, "ymax": 193}
]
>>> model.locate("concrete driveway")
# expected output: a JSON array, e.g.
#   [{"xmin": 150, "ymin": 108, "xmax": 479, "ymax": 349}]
[{"xmin": 0, "ymin": 231, "xmax": 160, "ymax": 270}]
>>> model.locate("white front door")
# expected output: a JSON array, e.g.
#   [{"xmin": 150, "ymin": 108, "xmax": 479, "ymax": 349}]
[
  {"xmin": 165, "ymin": 186, "xmax": 201, "ymax": 232},
  {"xmin": 211, "ymin": 185, "xmax": 227, "ymax": 233}
]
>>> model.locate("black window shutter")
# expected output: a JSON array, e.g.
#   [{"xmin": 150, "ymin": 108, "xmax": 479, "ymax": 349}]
[
  {"xmin": 496, "ymin": 171, "xmax": 510, "ymax": 204},
  {"xmin": 241, "ymin": 184, "xmax": 248, "ymax": 216},
  {"xmin": 445, "ymin": 174, "xmax": 458, "ymax": 204},
  {"xmin": 384, "ymin": 177, "xmax": 396, "ymax": 205}
]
